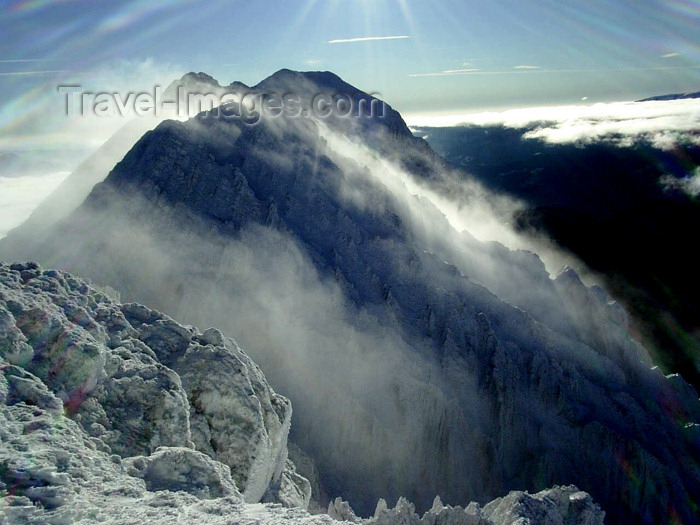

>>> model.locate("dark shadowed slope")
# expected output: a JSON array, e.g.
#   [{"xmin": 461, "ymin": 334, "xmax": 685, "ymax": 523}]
[{"xmin": 419, "ymin": 124, "xmax": 700, "ymax": 390}]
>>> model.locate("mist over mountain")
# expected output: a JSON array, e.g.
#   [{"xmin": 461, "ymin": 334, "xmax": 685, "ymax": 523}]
[
  {"xmin": 8, "ymin": 72, "xmax": 251, "ymax": 242},
  {"xmin": 1, "ymin": 71, "xmax": 699, "ymax": 525},
  {"xmin": 0, "ymin": 152, "xmax": 61, "ymax": 178},
  {"xmin": 417, "ymin": 122, "xmax": 700, "ymax": 391},
  {"xmin": 0, "ymin": 261, "xmax": 607, "ymax": 525}
]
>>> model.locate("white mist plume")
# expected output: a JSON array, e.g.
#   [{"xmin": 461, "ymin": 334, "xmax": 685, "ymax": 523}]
[{"xmin": 318, "ymin": 121, "xmax": 584, "ymax": 282}]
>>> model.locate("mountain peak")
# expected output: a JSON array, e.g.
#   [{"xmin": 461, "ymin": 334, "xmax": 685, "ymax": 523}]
[
  {"xmin": 229, "ymin": 80, "xmax": 251, "ymax": 91},
  {"xmin": 254, "ymin": 69, "xmax": 361, "ymax": 97},
  {"xmin": 162, "ymin": 71, "xmax": 224, "ymax": 100},
  {"xmin": 249, "ymin": 68, "xmax": 428, "ymax": 159},
  {"xmin": 181, "ymin": 71, "xmax": 221, "ymax": 87}
]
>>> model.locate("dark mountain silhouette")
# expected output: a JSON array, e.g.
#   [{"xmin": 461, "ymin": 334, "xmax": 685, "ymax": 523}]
[{"xmin": 637, "ymin": 91, "xmax": 700, "ymax": 102}]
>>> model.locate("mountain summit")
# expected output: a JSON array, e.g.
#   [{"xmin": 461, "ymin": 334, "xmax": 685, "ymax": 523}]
[{"xmin": 1, "ymin": 70, "xmax": 699, "ymax": 524}]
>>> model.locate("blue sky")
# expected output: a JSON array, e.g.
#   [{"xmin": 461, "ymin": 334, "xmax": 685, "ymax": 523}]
[{"xmin": 0, "ymin": 0, "xmax": 698, "ymax": 134}]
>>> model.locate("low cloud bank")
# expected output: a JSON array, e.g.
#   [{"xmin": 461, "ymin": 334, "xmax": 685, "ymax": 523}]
[
  {"xmin": 0, "ymin": 171, "xmax": 69, "ymax": 238},
  {"xmin": 406, "ymin": 98, "xmax": 700, "ymax": 149}
]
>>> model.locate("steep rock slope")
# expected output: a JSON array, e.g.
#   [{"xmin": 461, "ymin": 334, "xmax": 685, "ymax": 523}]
[
  {"xmin": 417, "ymin": 123, "xmax": 700, "ymax": 389},
  {"xmin": 1, "ymin": 71, "xmax": 699, "ymax": 524}
]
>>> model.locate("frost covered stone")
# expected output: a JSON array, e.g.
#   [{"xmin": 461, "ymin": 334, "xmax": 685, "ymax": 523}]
[
  {"xmin": 328, "ymin": 488, "xmax": 604, "ymax": 525},
  {"xmin": 0, "ymin": 262, "xmax": 307, "ymax": 512},
  {"xmin": 482, "ymin": 486, "xmax": 605, "ymax": 525},
  {"xmin": 123, "ymin": 302, "xmax": 299, "ymax": 503},
  {"xmin": 264, "ymin": 459, "xmax": 314, "ymax": 509},
  {"xmin": 124, "ymin": 447, "xmax": 241, "ymax": 499},
  {"xmin": 328, "ymin": 497, "xmax": 361, "ymax": 522}
]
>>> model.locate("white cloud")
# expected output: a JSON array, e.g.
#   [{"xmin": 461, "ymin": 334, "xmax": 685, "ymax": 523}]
[
  {"xmin": 328, "ymin": 35, "xmax": 410, "ymax": 44},
  {"xmin": 443, "ymin": 68, "xmax": 481, "ymax": 74},
  {"xmin": 661, "ymin": 168, "xmax": 700, "ymax": 197},
  {"xmin": 406, "ymin": 98, "xmax": 700, "ymax": 149},
  {"xmin": 0, "ymin": 171, "xmax": 70, "ymax": 238},
  {"xmin": 513, "ymin": 65, "xmax": 540, "ymax": 69},
  {"xmin": 662, "ymin": 52, "xmax": 680, "ymax": 58},
  {"xmin": 409, "ymin": 68, "xmax": 480, "ymax": 77}
]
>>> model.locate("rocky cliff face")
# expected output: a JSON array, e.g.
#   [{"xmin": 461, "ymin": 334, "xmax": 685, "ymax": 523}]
[
  {"xmin": 1, "ymin": 70, "xmax": 699, "ymax": 524},
  {"xmin": 418, "ymin": 122, "xmax": 700, "ymax": 390}
]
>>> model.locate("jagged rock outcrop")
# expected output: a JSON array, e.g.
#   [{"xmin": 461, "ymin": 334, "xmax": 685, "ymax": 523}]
[
  {"xmin": 123, "ymin": 447, "xmax": 241, "ymax": 499},
  {"xmin": 328, "ymin": 487, "xmax": 604, "ymax": 525},
  {"xmin": 0, "ymin": 372, "xmax": 322, "ymax": 524},
  {"xmin": 118, "ymin": 304, "xmax": 296, "ymax": 503},
  {"xmin": 482, "ymin": 487, "xmax": 605, "ymax": 525},
  {"xmin": 0, "ymin": 261, "xmax": 308, "ymax": 508}
]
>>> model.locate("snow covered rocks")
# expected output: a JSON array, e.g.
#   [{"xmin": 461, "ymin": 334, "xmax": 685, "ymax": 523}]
[
  {"xmin": 327, "ymin": 487, "xmax": 605, "ymax": 525},
  {"xmin": 124, "ymin": 447, "xmax": 240, "ymax": 499},
  {"xmin": 0, "ymin": 262, "xmax": 309, "ymax": 520}
]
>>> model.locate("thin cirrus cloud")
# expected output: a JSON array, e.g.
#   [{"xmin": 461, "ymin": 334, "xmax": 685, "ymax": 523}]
[
  {"xmin": 0, "ymin": 59, "xmax": 58, "ymax": 63},
  {"xmin": 0, "ymin": 58, "xmax": 66, "ymax": 76},
  {"xmin": 0, "ymin": 70, "xmax": 68, "ymax": 76},
  {"xmin": 410, "ymin": 64, "xmax": 700, "ymax": 78},
  {"xmin": 327, "ymin": 35, "xmax": 410, "ymax": 44},
  {"xmin": 409, "ymin": 68, "xmax": 481, "ymax": 77}
]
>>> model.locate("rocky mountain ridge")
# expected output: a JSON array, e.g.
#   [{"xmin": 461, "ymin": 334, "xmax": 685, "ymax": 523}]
[{"xmin": 1, "ymin": 70, "xmax": 699, "ymax": 524}]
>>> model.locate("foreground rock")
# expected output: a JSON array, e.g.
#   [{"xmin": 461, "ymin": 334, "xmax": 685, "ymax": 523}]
[{"xmin": 0, "ymin": 261, "xmax": 308, "ymax": 509}]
